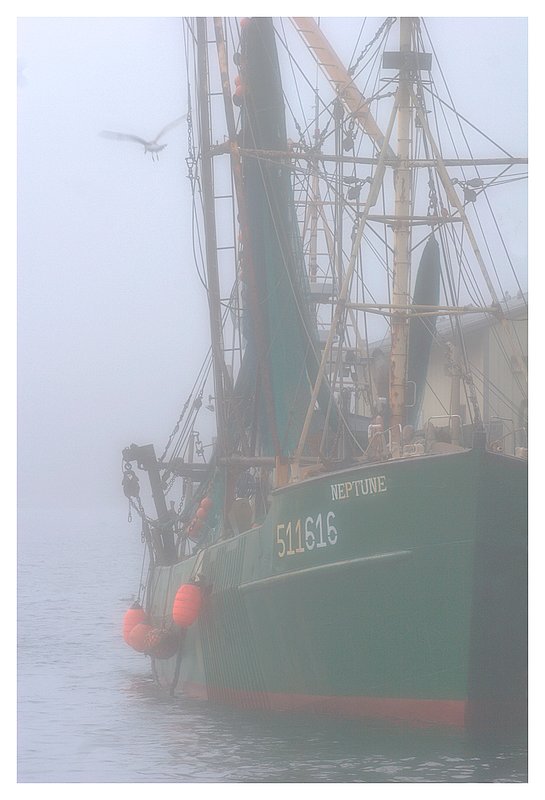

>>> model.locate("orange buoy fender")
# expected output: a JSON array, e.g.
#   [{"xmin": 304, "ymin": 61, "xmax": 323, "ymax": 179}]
[
  {"xmin": 144, "ymin": 628, "xmax": 180, "ymax": 659},
  {"xmin": 123, "ymin": 602, "xmax": 148, "ymax": 644},
  {"xmin": 172, "ymin": 583, "xmax": 203, "ymax": 627},
  {"xmin": 127, "ymin": 622, "xmax": 154, "ymax": 652}
]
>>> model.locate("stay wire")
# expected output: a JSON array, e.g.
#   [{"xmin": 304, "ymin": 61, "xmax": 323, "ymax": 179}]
[{"xmin": 420, "ymin": 21, "xmax": 526, "ymax": 327}]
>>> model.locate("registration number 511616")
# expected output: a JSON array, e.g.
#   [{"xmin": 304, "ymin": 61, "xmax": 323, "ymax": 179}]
[{"xmin": 275, "ymin": 512, "xmax": 338, "ymax": 558}]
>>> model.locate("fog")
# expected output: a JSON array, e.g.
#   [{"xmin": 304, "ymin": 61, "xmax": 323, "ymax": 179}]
[{"xmin": 16, "ymin": 15, "xmax": 528, "ymax": 516}]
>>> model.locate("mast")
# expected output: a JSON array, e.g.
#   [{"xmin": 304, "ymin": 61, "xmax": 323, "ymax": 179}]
[
  {"xmin": 292, "ymin": 97, "xmax": 399, "ymax": 470},
  {"xmin": 196, "ymin": 18, "xmax": 229, "ymax": 458},
  {"xmin": 389, "ymin": 17, "xmax": 414, "ymax": 447}
]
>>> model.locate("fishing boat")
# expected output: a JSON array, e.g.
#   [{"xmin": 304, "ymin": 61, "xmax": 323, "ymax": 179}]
[{"xmin": 120, "ymin": 17, "xmax": 527, "ymax": 731}]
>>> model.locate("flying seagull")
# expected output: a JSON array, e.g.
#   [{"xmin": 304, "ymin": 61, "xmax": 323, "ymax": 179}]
[{"xmin": 99, "ymin": 115, "xmax": 187, "ymax": 160}]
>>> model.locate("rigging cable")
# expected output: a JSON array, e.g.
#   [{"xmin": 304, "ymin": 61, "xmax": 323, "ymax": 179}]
[
  {"xmin": 420, "ymin": 20, "xmax": 527, "ymax": 317},
  {"xmin": 415, "ymin": 23, "xmax": 527, "ymax": 406}
]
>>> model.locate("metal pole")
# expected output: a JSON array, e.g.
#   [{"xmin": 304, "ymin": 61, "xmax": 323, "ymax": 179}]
[
  {"xmin": 292, "ymin": 95, "xmax": 399, "ymax": 469},
  {"xmin": 389, "ymin": 17, "xmax": 413, "ymax": 447},
  {"xmin": 196, "ymin": 18, "xmax": 228, "ymax": 457}
]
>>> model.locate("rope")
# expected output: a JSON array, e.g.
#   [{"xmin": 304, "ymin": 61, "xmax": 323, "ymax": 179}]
[
  {"xmin": 161, "ymin": 565, "xmax": 174, "ymax": 627},
  {"xmin": 136, "ymin": 541, "xmax": 148, "ymax": 605},
  {"xmin": 169, "ymin": 629, "xmax": 188, "ymax": 696}
]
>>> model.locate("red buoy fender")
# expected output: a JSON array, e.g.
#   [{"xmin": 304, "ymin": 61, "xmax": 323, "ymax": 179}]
[
  {"xmin": 127, "ymin": 622, "xmax": 154, "ymax": 652},
  {"xmin": 172, "ymin": 583, "xmax": 203, "ymax": 627},
  {"xmin": 123, "ymin": 603, "xmax": 148, "ymax": 644}
]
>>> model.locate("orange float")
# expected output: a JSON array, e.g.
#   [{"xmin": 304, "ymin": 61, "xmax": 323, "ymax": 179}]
[
  {"xmin": 127, "ymin": 622, "xmax": 154, "ymax": 652},
  {"xmin": 172, "ymin": 583, "xmax": 203, "ymax": 627},
  {"xmin": 123, "ymin": 602, "xmax": 147, "ymax": 644}
]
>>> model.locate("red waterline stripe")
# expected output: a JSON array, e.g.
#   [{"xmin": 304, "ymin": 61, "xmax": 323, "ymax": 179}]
[{"xmin": 182, "ymin": 682, "xmax": 466, "ymax": 728}]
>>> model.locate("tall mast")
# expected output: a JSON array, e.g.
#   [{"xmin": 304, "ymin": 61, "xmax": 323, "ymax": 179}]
[
  {"xmin": 389, "ymin": 17, "xmax": 413, "ymax": 446},
  {"xmin": 196, "ymin": 18, "xmax": 228, "ymax": 457}
]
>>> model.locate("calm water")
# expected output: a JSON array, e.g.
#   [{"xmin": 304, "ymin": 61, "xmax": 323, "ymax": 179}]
[{"xmin": 17, "ymin": 507, "xmax": 528, "ymax": 783}]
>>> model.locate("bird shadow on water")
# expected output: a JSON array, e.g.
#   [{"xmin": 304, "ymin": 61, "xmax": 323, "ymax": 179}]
[{"xmin": 121, "ymin": 676, "xmax": 527, "ymax": 783}]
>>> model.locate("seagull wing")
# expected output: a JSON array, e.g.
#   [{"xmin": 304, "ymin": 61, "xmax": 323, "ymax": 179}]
[
  {"xmin": 154, "ymin": 115, "xmax": 187, "ymax": 142},
  {"xmin": 99, "ymin": 131, "xmax": 148, "ymax": 145}
]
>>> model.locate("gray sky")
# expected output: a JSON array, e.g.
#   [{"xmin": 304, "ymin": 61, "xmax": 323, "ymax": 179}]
[{"xmin": 16, "ymin": 12, "xmax": 528, "ymax": 514}]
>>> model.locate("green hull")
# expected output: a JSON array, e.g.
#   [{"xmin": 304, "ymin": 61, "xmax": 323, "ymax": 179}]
[{"xmin": 146, "ymin": 449, "xmax": 527, "ymax": 729}]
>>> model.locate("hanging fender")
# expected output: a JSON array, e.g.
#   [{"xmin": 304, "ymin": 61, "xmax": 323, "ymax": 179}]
[{"xmin": 172, "ymin": 583, "xmax": 203, "ymax": 627}]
